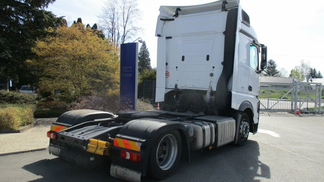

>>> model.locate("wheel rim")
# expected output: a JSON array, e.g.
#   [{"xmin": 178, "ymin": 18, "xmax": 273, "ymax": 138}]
[
  {"xmin": 240, "ymin": 119, "xmax": 250, "ymax": 139},
  {"xmin": 155, "ymin": 134, "xmax": 178, "ymax": 170}
]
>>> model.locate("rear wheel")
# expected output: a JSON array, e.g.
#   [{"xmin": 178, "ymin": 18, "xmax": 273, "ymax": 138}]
[
  {"xmin": 148, "ymin": 130, "xmax": 182, "ymax": 179},
  {"xmin": 237, "ymin": 113, "xmax": 250, "ymax": 146}
]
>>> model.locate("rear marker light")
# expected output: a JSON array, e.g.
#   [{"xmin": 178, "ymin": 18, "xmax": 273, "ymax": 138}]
[
  {"xmin": 120, "ymin": 150, "xmax": 141, "ymax": 162},
  {"xmin": 47, "ymin": 131, "xmax": 56, "ymax": 140}
]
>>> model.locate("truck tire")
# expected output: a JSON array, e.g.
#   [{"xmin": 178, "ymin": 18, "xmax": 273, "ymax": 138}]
[
  {"xmin": 237, "ymin": 113, "xmax": 250, "ymax": 146},
  {"xmin": 148, "ymin": 130, "xmax": 182, "ymax": 180}
]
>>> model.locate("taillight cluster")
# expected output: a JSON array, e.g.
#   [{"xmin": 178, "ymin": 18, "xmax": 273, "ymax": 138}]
[
  {"xmin": 120, "ymin": 150, "xmax": 141, "ymax": 162},
  {"xmin": 47, "ymin": 131, "xmax": 57, "ymax": 140}
]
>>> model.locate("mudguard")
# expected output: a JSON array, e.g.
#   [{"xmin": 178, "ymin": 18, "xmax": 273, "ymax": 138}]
[
  {"xmin": 238, "ymin": 101, "xmax": 253, "ymax": 112},
  {"xmin": 110, "ymin": 118, "xmax": 190, "ymax": 176},
  {"xmin": 233, "ymin": 111, "xmax": 241, "ymax": 145},
  {"xmin": 55, "ymin": 109, "xmax": 115, "ymax": 126},
  {"xmin": 238, "ymin": 101, "xmax": 258, "ymax": 134}
]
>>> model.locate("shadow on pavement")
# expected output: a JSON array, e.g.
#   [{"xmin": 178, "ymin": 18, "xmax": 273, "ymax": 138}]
[
  {"xmin": 23, "ymin": 157, "xmax": 118, "ymax": 182},
  {"xmin": 144, "ymin": 140, "xmax": 271, "ymax": 182},
  {"xmin": 23, "ymin": 140, "xmax": 270, "ymax": 182}
]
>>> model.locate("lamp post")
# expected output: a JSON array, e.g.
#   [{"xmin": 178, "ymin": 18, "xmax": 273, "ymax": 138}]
[{"xmin": 132, "ymin": 37, "xmax": 143, "ymax": 43}]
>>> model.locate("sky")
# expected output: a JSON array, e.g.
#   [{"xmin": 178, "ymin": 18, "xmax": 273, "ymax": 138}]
[{"xmin": 47, "ymin": 0, "xmax": 324, "ymax": 76}]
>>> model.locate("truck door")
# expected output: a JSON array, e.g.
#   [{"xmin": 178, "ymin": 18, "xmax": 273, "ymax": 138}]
[
  {"xmin": 248, "ymin": 45, "xmax": 260, "ymax": 96},
  {"xmin": 232, "ymin": 33, "xmax": 260, "ymax": 109}
]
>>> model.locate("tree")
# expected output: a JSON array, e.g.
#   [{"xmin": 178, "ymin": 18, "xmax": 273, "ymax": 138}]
[
  {"xmin": 138, "ymin": 69, "xmax": 156, "ymax": 83},
  {"xmin": 138, "ymin": 41, "xmax": 151, "ymax": 73},
  {"xmin": 99, "ymin": 0, "xmax": 141, "ymax": 48},
  {"xmin": 299, "ymin": 60, "xmax": 311, "ymax": 81},
  {"xmin": 74, "ymin": 18, "xmax": 105, "ymax": 39},
  {"xmin": 29, "ymin": 23, "xmax": 119, "ymax": 99},
  {"xmin": 310, "ymin": 68, "xmax": 323, "ymax": 78},
  {"xmin": 290, "ymin": 68, "xmax": 302, "ymax": 80},
  {"xmin": 263, "ymin": 59, "xmax": 280, "ymax": 77},
  {"xmin": 278, "ymin": 68, "xmax": 288, "ymax": 77},
  {"xmin": 90, "ymin": 23, "xmax": 105, "ymax": 39},
  {"xmin": 290, "ymin": 60, "xmax": 310, "ymax": 81},
  {"xmin": 0, "ymin": 0, "xmax": 63, "ymax": 88}
]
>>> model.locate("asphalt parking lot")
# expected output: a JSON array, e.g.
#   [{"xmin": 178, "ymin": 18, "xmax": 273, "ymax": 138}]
[{"xmin": 0, "ymin": 113, "xmax": 323, "ymax": 182}]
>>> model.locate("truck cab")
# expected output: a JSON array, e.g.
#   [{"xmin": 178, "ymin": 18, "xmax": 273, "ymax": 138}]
[{"xmin": 155, "ymin": 0, "xmax": 266, "ymax": 131}]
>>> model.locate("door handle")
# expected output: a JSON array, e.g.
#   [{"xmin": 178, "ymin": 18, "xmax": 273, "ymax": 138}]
[{"xmin": 248, "ymin": 85, "xmax": 252, "ymax": 91}]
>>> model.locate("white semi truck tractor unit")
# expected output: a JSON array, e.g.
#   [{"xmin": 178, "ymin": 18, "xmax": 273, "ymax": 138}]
[{"xmin": 46, "ymin": 1, "xmax": 267, "ymax": 182}]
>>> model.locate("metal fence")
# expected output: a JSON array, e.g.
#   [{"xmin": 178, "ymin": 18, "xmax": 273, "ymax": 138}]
[
  {"xmin": 138, "ymin": 80, "xmax": 156, "ymax": 105},
  {"xmin": 260, "ymin": 81, "xmax": 323, "ymax": 113},
  {"xmin": 291, "ymin": 82, "xmax": 322, "ymax": 114},
  {"xmin": 259, "ymin": 82, "xmax": 293, "ymax": 112}
]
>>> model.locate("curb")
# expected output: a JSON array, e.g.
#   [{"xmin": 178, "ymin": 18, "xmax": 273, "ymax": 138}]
[
  {"xmin": 0, "ymin": 148, "xmax": 47, "ymax": 157},
  {"xmin": 0, "ymin": 118, "xmax": 56, "ymax": 134},
  {"xmin": 0, "ymin": 121, "xmax": 37, "ymax": 134}
]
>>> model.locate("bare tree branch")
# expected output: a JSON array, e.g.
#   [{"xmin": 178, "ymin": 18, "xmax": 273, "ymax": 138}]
[{"xmin": 99, "ymin": 0, "xmax": 141, "ymax": 49}]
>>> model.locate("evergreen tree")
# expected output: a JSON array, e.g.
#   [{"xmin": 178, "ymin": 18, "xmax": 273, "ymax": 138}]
[
  {"xmin": 310, "ymin": 68, "xmax": 315, "ymax": 78},
  {"xmin": 138, "ymin": 41, "xmax": 151, "ymax": 73},
  {"xmin": 310, "ymin": 68, "xmax": 323, "ymax": 78},
  {"xmin": 263, "ymin": 59, "xmax": 280, "ymax": 77},
  {"xmin": 0, "ymin": 0, "xmax": 62, "ymax": 87},
  {"xmin": 313, "ymin": 68, "xmax": 317, "ymax": 77}
]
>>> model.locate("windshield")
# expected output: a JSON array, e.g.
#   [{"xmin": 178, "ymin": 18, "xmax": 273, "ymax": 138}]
[{"xmin": 21, "ymin": 86, "xmax": 32, "ymax": 90}]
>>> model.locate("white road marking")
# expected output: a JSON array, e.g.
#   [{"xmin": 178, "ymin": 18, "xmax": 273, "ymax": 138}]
[{"xmin": 258, "ymin": 129, "xmax": 281, "ymax": 138}]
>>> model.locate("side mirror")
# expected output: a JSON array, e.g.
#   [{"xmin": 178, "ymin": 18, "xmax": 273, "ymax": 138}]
[{"xmin": 260, "ymin": 45, "xmax": 267, "ymax": 70}]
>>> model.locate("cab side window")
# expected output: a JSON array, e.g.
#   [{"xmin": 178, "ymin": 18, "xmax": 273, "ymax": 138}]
[{"xmin": 250, "ymin": 46, "xmax": 258, "ymax": 70}]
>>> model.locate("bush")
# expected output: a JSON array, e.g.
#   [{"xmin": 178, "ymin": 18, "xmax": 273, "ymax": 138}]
[
  {"xmin": 0, "ymin": 105, "xmax": 35, "ymax": 130},
  {"xmin": 69, "ymin": 94, "xmax": 120, "ymax": 113},
  {"xmin": 33, "ymin": 109, "xmax": 66, "ymax": 118},
  {"xmin": 69, "ymin": 94, "xmax": 155, "ymax": 114},
  {"xmin": 37, "ymin": 100, "xmax": 68, "ymax": 110},
  {"xmin": 18, "ymin": 106, "xmax": 35, "ymax": 126},
  {"xmin": 0, "ymin": 90, "xmax": 37, "ymax": 104},
  {"xmin": 34, "ymin": 99, "xmax": 69, "ymax": 118},
  {"xmin": 137, "ymin": 99, "xmax": 154, "ymax": 111}
]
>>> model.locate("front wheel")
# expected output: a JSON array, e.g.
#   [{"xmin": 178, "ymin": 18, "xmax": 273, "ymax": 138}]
[
  {"xmin": 148, "ymin": 130, "xmax": 182, "ymax": 180},
  {"xmin": 237, "ymin": 113, "xmax": 250, "ymax": 146}
]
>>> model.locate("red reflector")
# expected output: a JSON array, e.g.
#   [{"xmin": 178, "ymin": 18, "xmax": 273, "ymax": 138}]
[
  {"xmin": 120, "ymin": 150, "xmax": 127, "ymax": 159},
  {"xmin": 120, "ymin": 150, "xmax": 141, "ymax": 162},
  {"xmin": 47, "ymin": 131, "xmax": 56, "ymax": 140}
]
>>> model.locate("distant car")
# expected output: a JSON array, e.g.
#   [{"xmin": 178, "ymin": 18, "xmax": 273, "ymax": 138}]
[
  {"xmin": 19, "ymin": 85, "xmax": 34, "ymax": 93},
  {"xmin": 0, "ymin": 84, "xmax": 5, "ymax": 90}
]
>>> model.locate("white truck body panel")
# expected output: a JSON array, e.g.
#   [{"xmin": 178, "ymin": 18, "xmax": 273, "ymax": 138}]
[
  {"xmin": 156, "ymin": 0, "xmax": 260, "ymax": 121},
  {"xmin": 156, "ymin": 6, "xmax": 227, "ymax": 103},
  {"xmin": 156, "ymin": 0, "xmax": 240, "ymax": 102}
]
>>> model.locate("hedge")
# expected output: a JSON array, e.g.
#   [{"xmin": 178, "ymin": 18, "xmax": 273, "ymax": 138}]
[
  {"xmin": 0, "ymin": 90, "xmax": 37, "ymax": 104},
  {"xmin": 0, "ymin": 105, "xmax": 35, "ymax": 131}
]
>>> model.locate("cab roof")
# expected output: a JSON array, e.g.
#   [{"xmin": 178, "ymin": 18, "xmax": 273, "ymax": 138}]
[{"xmin": 159, "ymin": 0, "xmax": 239, "ymax": 16}]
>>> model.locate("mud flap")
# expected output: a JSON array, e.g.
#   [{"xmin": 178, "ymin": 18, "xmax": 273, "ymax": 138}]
[
  {"xmin": 48, "ymin": 145, "xmax": 61, "ymax": 156},
  {"xmin": 110, "ymin": 164, "xmax": 141, "ymax": 182}
]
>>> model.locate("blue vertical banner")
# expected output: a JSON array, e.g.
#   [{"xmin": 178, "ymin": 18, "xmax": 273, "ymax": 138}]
[{"xmin": 120, "ymin": 43, "xmax": 138, "ymax": 110}]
